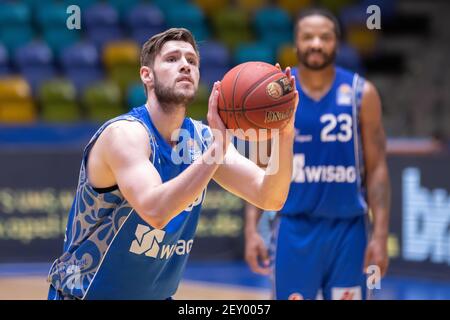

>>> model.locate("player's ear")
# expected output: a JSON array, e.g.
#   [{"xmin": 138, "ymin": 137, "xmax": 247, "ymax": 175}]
[{"xmin": 140, "ymin": 66, "xmax": 154, "ymax": 89}]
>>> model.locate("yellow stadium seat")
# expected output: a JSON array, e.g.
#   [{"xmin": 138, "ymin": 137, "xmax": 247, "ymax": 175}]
[
  {"xmin": 0, "ymin": 101, "xmax": 36, "ymax": 123},
  {"xmin": 0, "ymin": 77, "xmax": 36, "ymax": 123},
  {"xmin": 236, "ymin": 0, "xmax": 267, "ymax": 13},
  {"xmin": 211, "ymin": 9, "xmax": 253, "ymax": 49},
  {"xmin": 103, "ymin": 40, "xmax": 140, "ymax": 71},
  {"xmin": 277, "ymin": 0, "xmax": 312, "ymax": 16},
  {"xmin": 103, "ymin": 41, "xmax": 140, "ymax": 95},
  {"xmin": 194, "ymin": 0, "xmax": 227, "ymax": 17},
  {"xmin": 0, "ymin": 76, "xmax": 32, "ymax": 100},
  {"xmin": 277, "ymin": 44, "xmax": 297, "ymax": 69},
  {"xmin": 187, "ymin": 83, "xmax": 208, "ymax": 120},
  {"xmin": 318, "ymin": 0, "xmax": 355, "ymax": 14}
]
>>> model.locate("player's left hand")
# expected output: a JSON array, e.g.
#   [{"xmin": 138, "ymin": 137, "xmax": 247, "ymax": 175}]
[
  {"xmin": 275, "ymin": 63, "xmax": 298, "ymax": 138},
  {"xmin": 364, "ymin": 236, "xmax": 389, "ymax": 277}
]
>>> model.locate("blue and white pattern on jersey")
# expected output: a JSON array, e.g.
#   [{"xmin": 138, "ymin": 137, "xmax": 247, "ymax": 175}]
[{"xmin": 47, "ymin": 106, "xmax": 212, "ymax": 299}]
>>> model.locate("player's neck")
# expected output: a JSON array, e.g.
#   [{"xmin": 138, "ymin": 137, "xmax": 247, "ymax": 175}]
[
  {"xmin": 297, "ymin": 64, "xmax": 335, "ymax": 99},
  {"xmin": 145, "ymin": 97, "xmax": 186, "ymax": 146}
]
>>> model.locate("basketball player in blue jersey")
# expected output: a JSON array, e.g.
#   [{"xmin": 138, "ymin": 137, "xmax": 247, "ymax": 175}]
[
  {"xmin": 47, "ymin": 28, "xmax": 298, "ymax": 300},
  {"xmin": 245, "ymin": 9, "xmax": 391, "ymax": 300}
]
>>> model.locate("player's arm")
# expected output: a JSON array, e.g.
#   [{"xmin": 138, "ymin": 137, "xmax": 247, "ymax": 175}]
[
  {"xmin": 244, "ymin": 197, "xmax": 271, "ymax": 274},
  {"xmin": 239, "ymin": 140, "xmax": 272, "ymax": 274},
  {"xmin": 360, "ymin": 80, "xmax": 391, "ymax": 276},
  {"xmin": 212, "ymin": 131, "xmax": 293, "ymax": 211},
  {"xmin": 100, "ymin": 83, "xmax": 228, "ymax": 229}
]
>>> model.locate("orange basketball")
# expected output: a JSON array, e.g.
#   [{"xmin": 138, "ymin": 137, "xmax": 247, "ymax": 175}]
[{"xmin": 218, "ymin": 61, "xmax": 296, "ymax": 141}]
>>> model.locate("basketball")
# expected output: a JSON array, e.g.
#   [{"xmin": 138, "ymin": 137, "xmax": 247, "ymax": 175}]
[{"xmin": 218, "ymin": 61, "xmax": 296, "ymax": 141}]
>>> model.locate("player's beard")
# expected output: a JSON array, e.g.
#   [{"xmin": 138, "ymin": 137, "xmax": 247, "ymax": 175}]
[
  {"xmin": 297, "ymin": 47, "xmax": 336, "ymax": 70},
  {"xmin": 153, "ymin": 72, "xmax": 197, "ymax": 114}
]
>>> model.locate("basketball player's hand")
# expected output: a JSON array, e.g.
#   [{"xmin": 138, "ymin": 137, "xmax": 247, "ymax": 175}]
[
  {"xmin": 275, "ymin": 63, "xmax": 298, "ymax": 138},
  {"xmin": 245, "ymin": 231, "xmax": 271, "ymax": 275},
  {"xmin": 364, "ymin": 237, "xmax": 389, "ymax": 277},
  {"xmin": 207, "ymin": 81, "xmax": 231, "ymax": 155}
]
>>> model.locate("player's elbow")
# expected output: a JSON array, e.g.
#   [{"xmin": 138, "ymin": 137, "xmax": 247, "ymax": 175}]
[
  {"xmin": 259, "ymin": 198, "xmax": 285, "ymax": 211},
  {"xmin": 134, "ymin": 203, "xmax": 168, "ymax": 229},
  {"xmin": 143, "ymin": 211, "xmax": 168, "ymax": 229}
]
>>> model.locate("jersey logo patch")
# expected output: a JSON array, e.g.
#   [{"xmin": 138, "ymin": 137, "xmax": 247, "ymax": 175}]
[
  {"xmin": 129, "ymin": 224, "xmax": 194, "ymax": 259},
  {"xmin": 331, "ymin": 287, "xmax": 362, "ymax": 300},
  {"xmin": 129, "ymin": 226, "xmax": 165, "ymax": 258},
  {"xmin": 336, "ymin": 84, "xmax": 352, "ymax": 106}
]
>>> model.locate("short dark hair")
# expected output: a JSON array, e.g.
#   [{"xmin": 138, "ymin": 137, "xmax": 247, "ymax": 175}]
[
  {"xmin": 294, "ymin": 8, "xmax": 342, "ymax": 40},
  {"xmin": 140, "ymin": 28, "xmax": 200, "ymax": 68}
]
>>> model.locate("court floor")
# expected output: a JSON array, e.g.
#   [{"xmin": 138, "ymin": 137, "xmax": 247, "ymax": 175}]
[{"xmin": 0, "ymin": 261, "xmax": 449, "ymax": 300}]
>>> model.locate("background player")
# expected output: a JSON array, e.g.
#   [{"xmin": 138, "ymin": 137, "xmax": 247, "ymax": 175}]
[
  {"xmin": 245, "ymin": 8, "xmax": 391, "ymax": 300},
  {"xmin": 47, "ymin": 28, "xmax": 297, "ymax": 299}
]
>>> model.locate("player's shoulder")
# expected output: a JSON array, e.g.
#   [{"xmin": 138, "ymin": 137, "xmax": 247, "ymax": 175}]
[
  {"xmin": 106, "ymin": 119, "xmax": 149, "ymax": 139},
  {"xmin": 361, "ymin": 79, "xmax": 380, "ymax": 100},
  {"xmin": 360, "ymin": 79, "xmax": 383, "ymax": 119},
  {"xmin": 96, "ymin": 118, "xmax": 151, "ymax": 156}
]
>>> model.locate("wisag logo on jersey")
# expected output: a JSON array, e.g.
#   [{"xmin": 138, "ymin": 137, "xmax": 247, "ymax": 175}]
[
  {"xmin": 129, "ymin": 224, "xmax": 193, "ymax": 259},
  {"xmin": 292, "ymin": 154, "xmax": 356, "ymax": 183}
]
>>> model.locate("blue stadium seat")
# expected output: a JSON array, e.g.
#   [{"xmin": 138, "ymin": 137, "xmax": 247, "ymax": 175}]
[
  {"xmin": 36, "ymin": 4, "xmax": 81, "ymax": 54},
  {"xmin": 126, "ymin": 4, "xmax": 166, "ymax": 45},
  {"xmin": 36, "ymin": 4, "xmax": 69, "ymax": 29},
  {"xmin": 234, "ymin": 42, "xmax": 275, "ymax": 65},
  {"xmin": 84, "ymin": 3, "xmax": 124, "ymax": 49},
  {"xmin": 199, "ymin": 41, "xmax": 231, "ymax": 86},
  {"xmin": 62, "ymin": 0, "xmax": 98, "ymax": 10},
  {"xmin": 87, "ymin": 27, "xmax": 125, "ymax": 51},
  {"xmin": 109, "ymin": 0, "xmax": 140, "ymax": 20},
  {"xmin": 199, "ymin": 41, "xmax": 230, "ymax": 67},
  {"xmin": 201, "ymin": 65, "xmax": 229, "ymax": 87},
  {"xmin": 127, "ymin": 83, "xmax": 147, "ymax": 109},
  {"xmin": 14, "ymin": 41, "xmax": 56, "ymax": 94},
  {"xmin": 152, "ymin": 0, "xmax": 188, "ymax": 15},
  {"xmin": 0, "ymin": 44, "xmax": 10, "ymax": 75},
  {"xmin": 0, "ymin": 2, "xmax": 30, "ymax": 27},
  {"xmin": 60, "ymin": 42, "xmax": 104, "ymax": 93},
  {"xmin": 254, "ymin": 7, "xmax": 293, "ymax": 49},
  {"xmin": 130, "ymin": 27, "xmax": 168, "ymax": 46},
  {"xmin": 43, "ymin": 29, "xmax": 81, "ymax": 56},
  {"xmin": 0, "ymin": 3, "xmax": 33, "ymax": 54},
  {"xmin": 0, "ymin": 26, "xmax": 34, "ymax": 55},
  {"xmin": 165, "ymin": 4, "xmax": 209, "ymax": 41},
  {"xmin": 84, "ymin": 3, "xmax": 120, "ymax": 30},
  {"xmin": 23, "ymin": 0, "xmax": 54, "ymax": 11}
]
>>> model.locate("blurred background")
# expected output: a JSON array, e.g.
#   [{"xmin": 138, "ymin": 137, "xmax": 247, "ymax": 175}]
[{"xmin": 0, "ymin": 0, "xmax": 449, "ymax": 299}]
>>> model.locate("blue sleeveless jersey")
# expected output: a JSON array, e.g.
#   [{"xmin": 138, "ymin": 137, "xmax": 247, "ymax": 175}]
[
  {"xmin": 47, "ymin": 105, "xmax": 212, "ymax": 299},
  {"xmin": 279, "ymin": 66, "xmax": 367, "ymax": 218}
]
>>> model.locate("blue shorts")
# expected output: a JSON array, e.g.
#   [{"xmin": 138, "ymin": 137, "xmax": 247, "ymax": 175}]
[{"xmin": 272, "ymin": 214, "xmax": 368, "ymax": 300}]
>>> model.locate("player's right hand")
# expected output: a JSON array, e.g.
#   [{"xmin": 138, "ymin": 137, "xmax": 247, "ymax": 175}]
[
  {"xmin": 207, "ymin": 81, "xmax": 230, "ymax": 156},
  {"xmin": 245, "ymin": 231, "xmax": 271, "ymax": 275},
  {"xmin": 275, "ymin": 63, "xmax": 298, "ymax": 138}
]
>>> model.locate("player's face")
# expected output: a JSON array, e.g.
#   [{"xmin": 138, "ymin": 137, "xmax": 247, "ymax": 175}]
[
  {"xmin": 296, "ymin": 16, "xmax": 337, "ymax": 70},
  {"xmin": 152, "ymin": 40, "xmax": 200, "ymax": 107}
]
